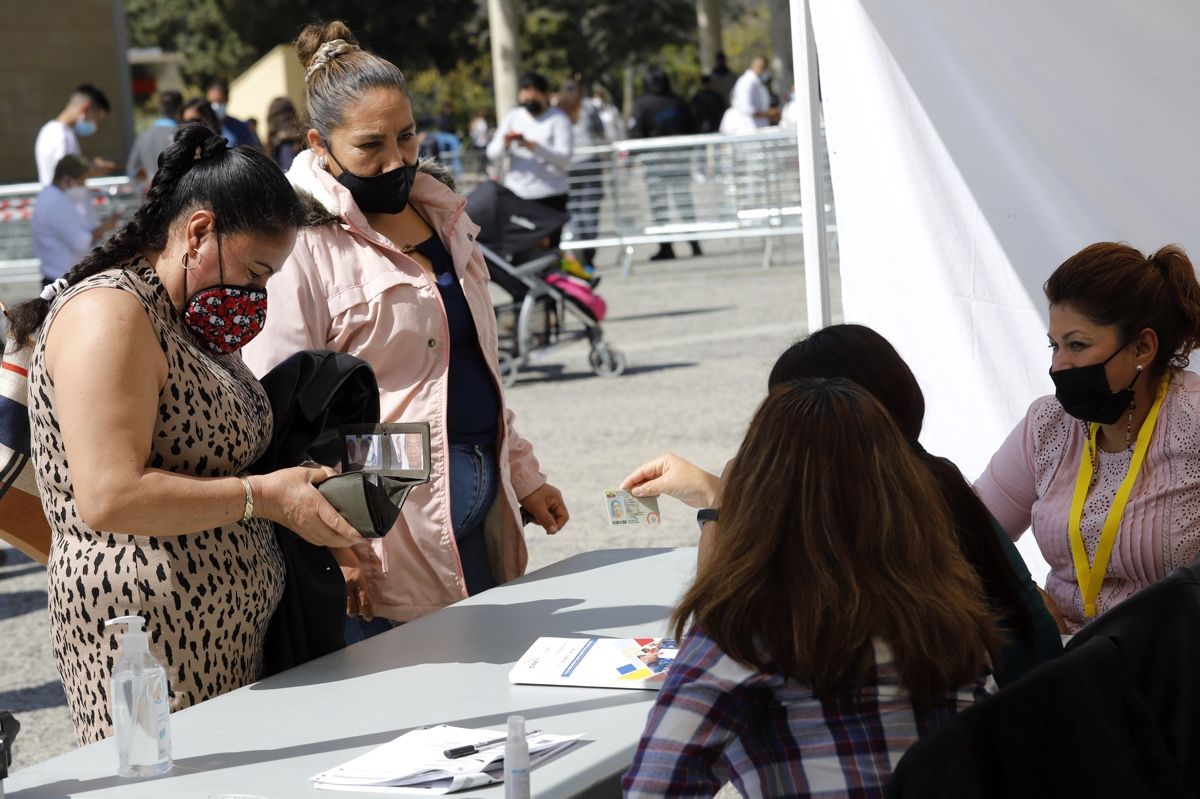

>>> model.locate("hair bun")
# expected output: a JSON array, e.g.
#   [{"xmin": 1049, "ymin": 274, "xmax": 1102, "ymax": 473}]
[
  {"xmin": 200, "ymin": 135, "xmax": 230, "ymax": 159},
  {"xmin": 296, "ymin": 20, "xmax": 360, "ymax": 71},
  {"xmin": 305, "ymin": 39, "xmax": 360, "ymax": 79}
]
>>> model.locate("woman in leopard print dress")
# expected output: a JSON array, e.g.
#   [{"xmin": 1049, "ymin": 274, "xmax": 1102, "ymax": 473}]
[{"xmin": 11, "ymin": 125, "xmax": 364, "ymax": 744}]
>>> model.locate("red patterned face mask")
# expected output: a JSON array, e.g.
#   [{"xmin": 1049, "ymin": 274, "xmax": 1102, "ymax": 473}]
[{"xmin": 183, "ymin": 285, "xmax": 268, "ymax": 355}]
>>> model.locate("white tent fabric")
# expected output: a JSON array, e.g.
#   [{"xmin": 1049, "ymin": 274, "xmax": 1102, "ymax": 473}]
[{"xmin": 808, "ymin": 0, "xmax": 1200, "ymax": 583}]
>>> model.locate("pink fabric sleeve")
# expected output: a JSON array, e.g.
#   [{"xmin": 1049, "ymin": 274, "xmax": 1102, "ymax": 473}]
[
  {"xmin": 503, "ymin": 406, "xmax": 546, "ymax": 500},
  {"xmin": 242, "ymin": 240, "xmax": 332, "ymax": 379},
  {"xmin": 975, "ymin": 410, "xmax": 1039, "ymax": 540}
]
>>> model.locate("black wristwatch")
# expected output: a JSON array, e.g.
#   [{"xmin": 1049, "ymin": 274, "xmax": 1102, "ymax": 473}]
[{"xmin": 696, "ymin": 507, "xmax": 719, "ymax": 533}]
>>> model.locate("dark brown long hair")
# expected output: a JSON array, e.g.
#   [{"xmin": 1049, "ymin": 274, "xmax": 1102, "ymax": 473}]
[
  {"xmin": 1044, "ymin": 242, "xmax": 1200, "ymax": 373},
  {"xmin": 768, "ymin": 324, "xmax": 1035, "ymax": 650},
  {"xmin": 672, "ymin": 379, "xmax": 998, "ymax": 710}
]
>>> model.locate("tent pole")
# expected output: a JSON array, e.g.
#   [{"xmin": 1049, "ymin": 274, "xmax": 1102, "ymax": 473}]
[{"xmin": 791, "ymin": 0, "xmax": 832, "ymax": 330}]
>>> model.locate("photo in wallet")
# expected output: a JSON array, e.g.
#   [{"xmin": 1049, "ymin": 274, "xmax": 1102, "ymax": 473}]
[
  {"xmin": 322, "ymin": 423, "xmax": 433, "ymax": 537},
  {"xmin": 339, "ymin": 423, "xmax": 431, "ymax": 479}
]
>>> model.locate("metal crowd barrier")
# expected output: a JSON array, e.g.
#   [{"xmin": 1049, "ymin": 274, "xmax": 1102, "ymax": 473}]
[
  {"xmin": 0, "ymin": 177, "xmax": 141, "ymax": 303},
  {"xmin": 0, "ymin": 130, "xmax": 829, "ymax": 299},
  {"xmin": 561, "ymin": 128, "xmax": 833, "ymax": 276}
]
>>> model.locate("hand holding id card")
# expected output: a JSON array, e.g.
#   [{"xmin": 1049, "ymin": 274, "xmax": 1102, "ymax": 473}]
[{"xmin": 603, "ymin": 489, "xmax": 661, "ymax": 527}]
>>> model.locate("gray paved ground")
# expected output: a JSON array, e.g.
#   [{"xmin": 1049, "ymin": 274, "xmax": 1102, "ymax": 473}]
[{"xmin": 0, "ymin": 235, "xmax": 828, "ymax": 776}]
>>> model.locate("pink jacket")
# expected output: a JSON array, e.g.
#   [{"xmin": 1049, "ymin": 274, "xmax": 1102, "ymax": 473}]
[{"xmin": 242, "ymin": 150, "xmax": 546, "ymax": 622}]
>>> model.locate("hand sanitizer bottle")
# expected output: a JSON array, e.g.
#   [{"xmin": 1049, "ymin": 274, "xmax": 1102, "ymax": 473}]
[
  {"xmin": 105, "ymin": 615, "xmax": 172, "ymax": 778},
  {"xmin": 504, "ymin": 715, "xmax": 530, "ymax": 799}
]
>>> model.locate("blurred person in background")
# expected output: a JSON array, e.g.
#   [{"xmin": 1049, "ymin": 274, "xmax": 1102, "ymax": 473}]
[
  {"xmin": 32, "ymin": 155, "xmax": 119, "ymax": 287},
  {"xmin": 35, "ymin": 84, "xmax": 116, "ymax": 186},
  {"xmin": 435, "ymin": 101, "xmax": 456, "ymax": 136},
  {"xmin": 630, "ymin": 67, "xmax": 700, "ymax": 260},
  {"xmin": 691, "ymin": 75, "xmax": 727, "ymax": 135},
  {"xmin": 205, "ymin": 78, "xmax": 262, "ymax": 149},
  {"xmin": 487, "ymin": 72, "xmax": 574, "ymax": 219},
  {"xmin": 708, "ymin": 51, "xmax": 737, "ymax": 104},
  {"xmin": 126, "ymin": 90, "xmax": 182, "ymax": 185},
  {"xmin": 182, "ymin": 99, "xmax": 221, "ymax": 134},
  {"xmin": 267, "ymin": 97, "xmax": 305, "ymax": 171},
  {"xmin": 469, "ymin": 108, "xmax": 490, "ymax": 150},
  {"xmin": 588, "ymin": 85, "xmax": 624, "ymax": 143},
  {"xmin": 557, "ymin": 79, "xmax": 606, "ymax": 267},
  {"xmin": 725, "ymin": 56, "xmax": 779, "ymax": 132}
]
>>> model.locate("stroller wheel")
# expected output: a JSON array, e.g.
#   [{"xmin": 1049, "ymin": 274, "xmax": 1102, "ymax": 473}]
[
  {"xmin": 588, "ymin": 345, "xmax": 627, "ymax": 378},
  {"xmin": 498, "ymin": 351, "xmax": 519, "ymax": 388}
]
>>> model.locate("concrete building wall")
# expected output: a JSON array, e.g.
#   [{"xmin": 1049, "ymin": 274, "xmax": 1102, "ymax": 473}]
[
  {"xmin": 228, "ymin": 44, "xmax": 307, "ymax": 146},
  {"xmin": 0, "ymin": 1, "xmax": 131, "ymax": 184}
]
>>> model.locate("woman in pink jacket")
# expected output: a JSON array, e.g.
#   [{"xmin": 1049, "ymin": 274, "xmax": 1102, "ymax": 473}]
[{"xmin": 243, "ymin": 21, "xmax": 569, "ymax": 633}]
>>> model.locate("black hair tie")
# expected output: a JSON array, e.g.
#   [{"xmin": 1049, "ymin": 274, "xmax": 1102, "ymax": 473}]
[{"xmin": 201, "ymin": 136, "xmax": 230, "ymax": 159}]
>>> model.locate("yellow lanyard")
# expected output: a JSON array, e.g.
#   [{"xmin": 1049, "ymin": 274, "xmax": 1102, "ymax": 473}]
[{"xmin": 1068, "ymin": 373, "xmax": 1169, "ymax": 618}]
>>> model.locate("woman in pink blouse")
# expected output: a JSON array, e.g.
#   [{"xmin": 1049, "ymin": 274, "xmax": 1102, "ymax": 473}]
[{"xmin": 976, "ymin": 242, "xmax": 1200, "ymax": 632}]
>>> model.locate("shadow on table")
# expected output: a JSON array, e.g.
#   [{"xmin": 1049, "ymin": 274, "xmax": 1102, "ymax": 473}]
[
  {"xmin": 254, "ymin": 595, "xmax": 675, "ymax": 691},
  {"xmin": 516, "ymin": 548, "xmax": 683, "ymax": 583},
  {"xmin": 9, "ymin": 695, "xmax": 645, "ymax": 796}
]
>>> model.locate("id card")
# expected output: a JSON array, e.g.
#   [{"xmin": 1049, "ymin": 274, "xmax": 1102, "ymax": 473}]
[{"xmin": 603, "ymin": 489, "xmax": 661, "ymax": 526}]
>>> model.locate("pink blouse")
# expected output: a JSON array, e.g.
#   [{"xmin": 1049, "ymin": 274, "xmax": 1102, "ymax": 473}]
[{"xmin": 976, "ymin": 370, "xmax": 1200, "ymax": 632}]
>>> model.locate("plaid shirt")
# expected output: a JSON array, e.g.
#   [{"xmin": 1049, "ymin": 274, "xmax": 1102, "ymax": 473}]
[{"xmin": 623, "ymin": 628, "xmax": 993, "ymax": 798}]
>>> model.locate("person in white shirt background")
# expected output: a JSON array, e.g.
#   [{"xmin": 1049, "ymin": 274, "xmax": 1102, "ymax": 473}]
[
  {"xmin": 486, "ymin": 72, "xmax": 574, "ymax": 225},
  {"xmin": 34, "ymin": 84, "xmax": 116, "ymax": 186},
  {"xmin": 588, "ymin": 85, "xmax": 625, "ymax": 144},
  {"xmin": 721, "ymin": 56, "xmax": 780, "ymax": 134},
  {"xmin": 31, "ymin": 154, "xmax": 119, "ymax": 286},
  {"xmin": 469, "ymin": 108, "xmax": 491, "ymax": 150}
]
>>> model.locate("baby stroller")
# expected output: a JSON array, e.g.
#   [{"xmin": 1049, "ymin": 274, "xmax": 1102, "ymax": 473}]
[{"xmin": 466, "ymin": 181, "xmax": 626, "ymax": 386}]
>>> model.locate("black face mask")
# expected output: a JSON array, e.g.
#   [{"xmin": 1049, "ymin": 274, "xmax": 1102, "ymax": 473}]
[
  {"xmin": 1050, "ymin": 343, "xmax": 1141, "ymax": 424},
  {"xmin": 327, "ymin": 149, "xmax": 417, "ymax": 215},
  {"xmin": 521, "ymin": 100, "xmax": 545, "ymax": 116}
]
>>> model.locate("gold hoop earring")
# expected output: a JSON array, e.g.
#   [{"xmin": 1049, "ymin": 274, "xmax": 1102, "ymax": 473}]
[{"xmin": 182, "ymin": 249, "xmax": 202, "ymax": 271}]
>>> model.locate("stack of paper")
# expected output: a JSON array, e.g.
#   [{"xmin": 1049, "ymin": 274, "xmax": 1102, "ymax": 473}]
[{"xmin": 311, "ymin": 725, "xmax": 581, "ymax": 795}]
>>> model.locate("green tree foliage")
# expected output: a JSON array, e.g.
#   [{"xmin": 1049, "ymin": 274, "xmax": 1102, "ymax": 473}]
[
  {"xmin": 518, "ymin": 0, "xmax": 696, "ymax": 101},
  {"xmin": 126, "ymin": 0, "xmax": 483, "ymax": 84}
]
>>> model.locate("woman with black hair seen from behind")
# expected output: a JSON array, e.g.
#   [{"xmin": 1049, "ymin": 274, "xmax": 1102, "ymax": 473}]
[
  {"xmin": 623, "ymin": 379, "xmax": 998, "ymax": 796},
  {"xmin": 11, "ymin": 123, "xmax": 364, "ymax": 744},
  {"xmin": 624, "ymin": 323, "xmax": 1063, "ymax": 687}
]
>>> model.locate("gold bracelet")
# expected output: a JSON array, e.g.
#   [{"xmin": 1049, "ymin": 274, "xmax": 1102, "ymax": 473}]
[{"xmin": 240, "ymin": 476, "xmax": 254, "ymax": 523}]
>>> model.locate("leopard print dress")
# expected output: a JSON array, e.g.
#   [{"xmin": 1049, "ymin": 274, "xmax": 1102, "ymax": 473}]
[{"xmin": 27, "ymin": 262, "xmax": 285, "ymax": 744}]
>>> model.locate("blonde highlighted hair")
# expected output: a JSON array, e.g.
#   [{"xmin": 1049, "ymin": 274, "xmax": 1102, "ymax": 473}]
[{"xmin": 295, "ymin": 21, "xmax": 408, "ymax": 141}]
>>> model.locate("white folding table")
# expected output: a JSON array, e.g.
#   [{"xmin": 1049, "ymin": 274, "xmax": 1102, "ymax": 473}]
[{"xmin": 6, "ymin": 547, "xmax": 696, "ymax": 799}]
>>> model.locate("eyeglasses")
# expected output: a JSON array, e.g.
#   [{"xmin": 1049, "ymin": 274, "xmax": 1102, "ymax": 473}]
[{"xmin": 695, "ymin": 507, "xmax": 719, "ymax": 535}]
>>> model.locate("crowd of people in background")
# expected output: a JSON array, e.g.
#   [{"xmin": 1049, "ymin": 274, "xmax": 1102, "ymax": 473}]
[{"xmin": 28, "ymin": 50, "xmax": 788, "ymax": 285}]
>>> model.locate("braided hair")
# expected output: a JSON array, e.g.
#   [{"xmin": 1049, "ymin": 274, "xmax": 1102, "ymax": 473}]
[{"xmin": 7, "ymin": 123, "xmax": 303, "ymax": 348}]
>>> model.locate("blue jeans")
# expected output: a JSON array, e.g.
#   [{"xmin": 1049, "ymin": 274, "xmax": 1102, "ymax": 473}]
[
  {"xmin": 449, "ymin": 442, "xmax": 499, "ymax": 597},
  {"xmin": 345, "ymin": 442, "xmax": 499, "ymax": 644}
]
